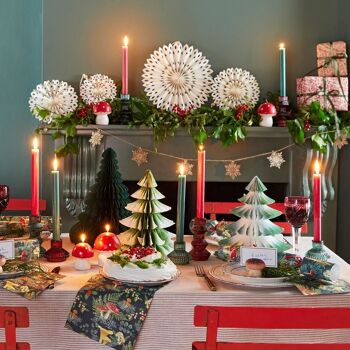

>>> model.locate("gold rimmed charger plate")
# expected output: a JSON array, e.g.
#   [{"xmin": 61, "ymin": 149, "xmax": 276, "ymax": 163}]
[{"xmin": 209, "ymin": 263, "xmax": 293, "ymax": 289}]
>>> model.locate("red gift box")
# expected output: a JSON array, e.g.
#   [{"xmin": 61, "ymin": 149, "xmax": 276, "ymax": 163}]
[
  {"xmin": 296, "ymin": 76, "xmax": 348, "ymax": 111},
  {"xmin": 317, "ymin": 41, "xmax": 347, "ymax": 77}
]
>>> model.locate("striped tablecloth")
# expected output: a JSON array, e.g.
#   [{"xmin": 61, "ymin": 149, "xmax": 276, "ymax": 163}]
[{"xmin": 0, "ymin": 235, "xmax": 349, "ymax": 349}]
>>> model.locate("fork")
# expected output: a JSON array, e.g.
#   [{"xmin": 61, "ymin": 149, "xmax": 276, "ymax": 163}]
[{"xmin": 194, "ymin": 265, "xmax": 217, "ymax": 291}]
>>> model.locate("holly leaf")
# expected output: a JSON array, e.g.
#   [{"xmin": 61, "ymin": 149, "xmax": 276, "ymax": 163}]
[{"xmin": 51, "ymin": 131, "xmax": 63, "ymax": 140}]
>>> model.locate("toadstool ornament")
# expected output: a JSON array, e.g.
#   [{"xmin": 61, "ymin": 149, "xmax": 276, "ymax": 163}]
[
  {"xmin": 0, "ymin": 255, "xmax": 6, "ymax": 273},
  {"xmin": 72, "ymin": 235, "xmax": 94, "ymax": 270},
  {"xmin": 257, "ymin": 101, "xmax": 277, "ymax": 127},
  {"xmin": 245, "ymin": 258, "xmax": 266, "ymax": 277},
  {"xmin": 93, "ymin": 101, "xmax": 112, "ymax": 126},
  {"xmin": 94, "ymin": 225, "xmax": 121, "ymax": 267}
]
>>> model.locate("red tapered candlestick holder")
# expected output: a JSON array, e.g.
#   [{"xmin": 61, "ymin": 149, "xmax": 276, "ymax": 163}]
[
  {"xmin": 44, "ymin": 239, "xmax": 69, "ymax": 262},
  {"xmin": 189, "ymin": 217, "xmax": 210, "ymax": 261}
]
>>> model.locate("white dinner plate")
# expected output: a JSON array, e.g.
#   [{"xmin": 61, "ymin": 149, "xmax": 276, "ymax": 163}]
[
  {"xmin": 209, "ymin": 263, "xmax": 293, "ymax": 288},
  {"xmin": 100, "ymin": 270, "xmax": 180, "ymax": 286}
]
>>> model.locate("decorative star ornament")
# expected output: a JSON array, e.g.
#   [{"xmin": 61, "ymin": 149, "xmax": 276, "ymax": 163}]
[
  {"xmin": 89, "ymin": 129, "xmax": 103, "ymax": 147},
  {"xmin": 225, "ymin": 161, "xmax": 241, "ymax": 180},
  {"xmin": 267, "ymin": 151, "xmax": 286, "ymax": 169},
  {"xmin": 176, "ymin": 160, "xmax": 194, "ymax": 176},
  {"xmin": 132, "ymin": 147, "xmax": 148, "ymax": 166},
  {"xmin": 334, "ymin": 133, "xmax": 348, "ymax": 149}
]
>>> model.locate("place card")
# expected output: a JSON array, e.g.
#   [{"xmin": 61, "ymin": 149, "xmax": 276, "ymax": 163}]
[
  {"xmin": 240, "ymin": 246, "xmax": 278, "ymax": 267},
  {"xmin": 0, "ymin": 239, "xmax": 15, "ymax": 259}
]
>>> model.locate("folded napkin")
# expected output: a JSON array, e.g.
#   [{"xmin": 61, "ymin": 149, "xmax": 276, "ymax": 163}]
[
  {"xmin": 65, "ymin": 274, "xmax": 163, "ymax": 349},
  {"xmin": 1, "ymin": 270, "xmax": 64, "ymax": 299}
]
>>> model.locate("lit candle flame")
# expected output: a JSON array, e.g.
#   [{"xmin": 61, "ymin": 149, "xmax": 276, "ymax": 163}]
[
  {"xmin": 33, "ymin": 137, "xmax": 39, "ymax": 150},
  {"xmin": 81, "ymin": 233, "xmax": 86, "ymax": 243},
  {"xmin": 198, "ymin": 144, "xmax": 204, "ymax": 151},
  {"xmin": 279, "ymin": 43, "xmax": 285, "ymax": 49},
  {"xmin": 105, "ymin": 224, "xmax": 110, "ymax": 232},
  {"xmin": 53, "ymin": 156, "xmax": 59, "ymax": 171},
  {"xmin": 123, "ymin": 36, "xmax": 128, "ymax": 47},
  {"xmin": 315, "ymin": 159, "xmax": 320, "ymax": 174},
  {"xmin": 179, "ymin": 163, "xmax": 185, "ymax": 176}
]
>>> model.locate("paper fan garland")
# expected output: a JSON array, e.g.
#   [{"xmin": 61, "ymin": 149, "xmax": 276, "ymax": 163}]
[
  {"xmin": 80, "ymin": 74, "xmax": 117, "ymax": 104},
  {"xmin": 142, "ymin": 41, "xmax": 213, "ymax": 111},
  {"xmin": 29, "ymin": 80, "xmax": 78, "ymax": 123},
  {"xmin": 212, "ymin": 68, "xmax": 260, "ymax": 109}
]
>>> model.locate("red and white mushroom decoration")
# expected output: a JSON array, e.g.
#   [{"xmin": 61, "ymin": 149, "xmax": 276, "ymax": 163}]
[
  {"xmin": 257, "ymin": 101, "xmax": 277, "ymax": 127},
  {"xmin": 93, "ymin": 101, "xmax": 112, "ymax": 126},
  {"xmin": 71, "ymin": 234, "xmax": 94, "ymax": 270},
  {"xmin": 94, "ymin": 225, "xmax": 121, "ymax": 267}
]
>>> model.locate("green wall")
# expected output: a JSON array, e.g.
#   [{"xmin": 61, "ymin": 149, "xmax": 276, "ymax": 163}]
[
  {"xmin": 0, "ymin": 0, "xmax": 42, "ymax": 197},
  {"xmin": 43, "ymin": 0, "xmax": 342, "ymax": 98}
]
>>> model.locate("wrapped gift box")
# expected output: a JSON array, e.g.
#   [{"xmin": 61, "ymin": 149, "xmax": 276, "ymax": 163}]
[
  {"xmin": 296, "ymin": 76, "xmax": 348, "ymax": 111},
  {"xmin": 317, "ymin": 41, "xmax": 347, "ymax": 77},
  {"xmin": 14, "ymin": 239, "xmax": 40, "ymax": 260}
]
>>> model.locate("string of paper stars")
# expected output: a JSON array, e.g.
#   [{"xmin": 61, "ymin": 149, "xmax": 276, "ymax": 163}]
[{"xmin": 89, "ymin": 128, "xmax": 346, "ymax": 180}]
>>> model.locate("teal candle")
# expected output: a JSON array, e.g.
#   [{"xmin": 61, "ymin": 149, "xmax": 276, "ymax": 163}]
[
  {"xmin": 176, "ymin": 167, "xmax": 186, "ymax": 241},
  {"xmin": 52, "ymin": 158, "xmax": 60, "ymax": 241},
  {"xmin": 279, "ymin": 43, "xmax": 286, "ymax": 97}
]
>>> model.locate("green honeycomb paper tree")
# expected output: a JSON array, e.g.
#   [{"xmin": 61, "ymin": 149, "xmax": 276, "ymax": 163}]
[
  {"xmin": 225, "ymin": 176, "xmax": 291, "ymax": 252},
  {"xmin": 118, "ymin": 169, "xmax": 174, "ymax": 255},
  {"xmin": 69, "ymin": 148, "xmax": 130, "ymax": 245}
]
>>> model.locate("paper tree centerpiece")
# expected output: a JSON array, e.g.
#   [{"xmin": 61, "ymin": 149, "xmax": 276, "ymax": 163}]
[
  {"xmin": 69, "ymin": 148, "xmax": 130, "ymax": 245},
  {"xmin": 118, "ymin": 170, "xmax": 174, "ymax": 255},
  {"xmin": 226, "ymin": 176, "xmax": 290, "ymax": 252}
]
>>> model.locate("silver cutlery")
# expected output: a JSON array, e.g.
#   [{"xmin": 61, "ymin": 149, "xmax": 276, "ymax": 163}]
[{"xmin": 194, "ymin": 265, "xmax": 217, "ymax": 291}]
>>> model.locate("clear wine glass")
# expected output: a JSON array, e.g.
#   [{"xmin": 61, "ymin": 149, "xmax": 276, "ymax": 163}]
[
  {"xmin": 284, "ymin": 196, "xmax": 310, "ymax": 252},
  {"xmin": 0, "ymin": 185, "xmax": 9, "ymax": 215}
]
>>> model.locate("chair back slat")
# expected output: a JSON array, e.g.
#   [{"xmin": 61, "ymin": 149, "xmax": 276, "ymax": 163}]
[
  {"xmin": 194, "ymin": 306, "xmax": 350, "ymax": 329},
  {"xmin": 204, "ymin": 202, "xmax": 308, "ymax": 234}
]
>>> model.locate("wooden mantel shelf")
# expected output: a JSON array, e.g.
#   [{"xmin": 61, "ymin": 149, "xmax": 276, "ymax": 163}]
[{"xmin": 45, "ymin": 125, "xmax": 291, "ymax": 138}]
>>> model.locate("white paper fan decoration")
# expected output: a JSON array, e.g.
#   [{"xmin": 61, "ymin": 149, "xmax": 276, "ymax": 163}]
[
  {"xmin": 142, "ymin": 41, "xmax": 213, "ymax": 111},
  {"xmin": 29, "ymin": 80, "xmax": 78, "ymax": 123},
  {"xmin": 80, "ymin": 74, "xmax": 117, "ymax": 104},
  {"xmin": 212, "ymin": 68, "xmax": 260, "ymax": 109}
]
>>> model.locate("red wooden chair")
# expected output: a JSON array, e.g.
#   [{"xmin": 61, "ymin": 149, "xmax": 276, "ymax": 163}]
[
  {"xmin": 0, "ymin": 307, "xmax": 30, "ymax": 350},
  {"xmin": 193, "ymin": 306, "xmax": 350, "ymax": 349},
  {"xmin": 204, "ymin": 202, "xmax": 308, "ymax": 235}
]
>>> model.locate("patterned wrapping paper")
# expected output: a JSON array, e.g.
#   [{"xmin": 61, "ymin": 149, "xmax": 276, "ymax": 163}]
[
  {"xmin": 296, "ymin": 76, "xmax": 348, "ymax": 111},
  {"xmin": 317, "ymin": 41, "xmax": 347, "ymax": 77},
  {"xmin": 66, "ymin": 274, "xmax": 163, "ymax": 350}
]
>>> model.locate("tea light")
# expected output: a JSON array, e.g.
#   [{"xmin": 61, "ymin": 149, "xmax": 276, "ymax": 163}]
[{"xmin": 72, "ymin": 234, "xmax": 94, "ymax": 270}]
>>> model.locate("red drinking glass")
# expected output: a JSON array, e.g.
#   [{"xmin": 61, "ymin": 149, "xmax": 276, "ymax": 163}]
[
  {"xmin": 0, "ymin": 185, "xmax": 9, "ymax": 215},
  {"xmin": 284, "ymin": 196, "xmax": 310, "ymax": 252}
]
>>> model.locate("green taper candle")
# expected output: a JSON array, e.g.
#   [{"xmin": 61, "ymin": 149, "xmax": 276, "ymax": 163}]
[
  {"xmin": 52, "ymin": 157, "xmax": 60, "ymax": 241},
  {"xmin": 176, "ymin": 164, "xmax": 186, "ymax": 241},
  {"xmin": 279, "ymin": 43, "xmax": 286, "ymax": 97}
]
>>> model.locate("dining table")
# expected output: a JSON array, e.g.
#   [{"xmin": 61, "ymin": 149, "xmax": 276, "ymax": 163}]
[{"xmin": 0, "ymin": 234, "xmax": 349, "ymax": 350}]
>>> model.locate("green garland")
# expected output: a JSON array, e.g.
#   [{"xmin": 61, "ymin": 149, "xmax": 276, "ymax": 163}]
[{"xmin": 35, "ymin": 95, "xmax": 350, "ymax": 157}]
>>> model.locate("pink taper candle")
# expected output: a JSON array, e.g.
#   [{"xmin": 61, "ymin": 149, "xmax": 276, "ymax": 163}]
[
  {"xmin": 313, "ymin": 160, "xmax": 321, "ymax": 242},
  {"xmin": 31, "ymin": 137, "xmax": 40, "ymax": 216},
  {"xmin": 122, "ymin": 36, "xmax": 128, "ymax": 95},
  {"xmin": 196, "ymin": 144, "xmax": 205, "ymax": 218}
]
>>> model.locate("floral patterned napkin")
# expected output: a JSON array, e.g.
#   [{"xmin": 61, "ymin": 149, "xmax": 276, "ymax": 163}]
[
  {"xmin": 1, "ymin": 270, "xmax": 64, "ymax": 299},
  {"xmin": 65, "ymin": 274, "xmax": 163, "ymax": 350}
]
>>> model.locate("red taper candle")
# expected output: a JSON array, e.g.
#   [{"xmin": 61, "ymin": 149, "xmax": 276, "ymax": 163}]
[
  {"xmin": 313, "ymin": 160, "xmax": 321, "ymax": 242},
  {"xmin": 31, "ymin": 137, "xmax": 40, "ymax": 216},
  {"xmin": 196, "ymin": 144, "xmax": 205, "ymax": 218},
  {"xmin": 122, "ymin": 36, "xmax": 128, "ymax": 95}
]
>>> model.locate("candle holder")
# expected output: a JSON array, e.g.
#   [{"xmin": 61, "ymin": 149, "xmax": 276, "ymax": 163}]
[
  {"xmin": 305, "ymin": 240, "xmax": 330, "ymax": 262},
  {"xmin": 29, "ymin": 215, "xmax": 46, "ymax": 257},
  {"xmin": 189, "ymin": 217, "xmax": 210, "ymax": 261},
  {"xmin": 44, "ymin": 239, "xmax": 69, "ymax": 262},
  {"xmin": 276, "ymin": 96, "xmax": 292, "ymax": 127},
  {"xmin": 168, "ymin": 241, "xmax": 191, "ymax": 265},
  {"xmin": 119, "ymin": 94, "xmax": 132, "ymax": 125}
]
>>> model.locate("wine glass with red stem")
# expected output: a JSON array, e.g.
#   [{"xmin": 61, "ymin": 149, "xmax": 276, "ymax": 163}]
[{"xmin": 284, "ymin": 196, "xmax": 310, "ymax": 252}]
